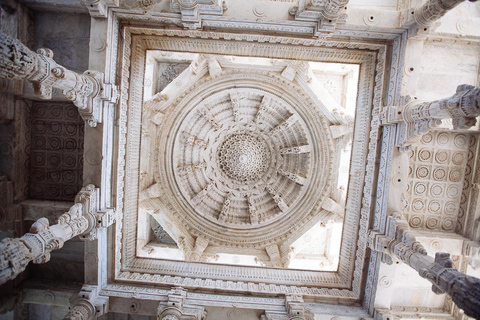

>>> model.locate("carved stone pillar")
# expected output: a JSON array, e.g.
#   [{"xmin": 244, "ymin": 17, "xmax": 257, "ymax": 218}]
[
  {"xmin": 0, "ymin": 32, "xmax": 117, "ymax": 127},
  {"xmin": 63, "ymin": 285, "xmax": 109, "ymax": 320},
  {"xmin": 414, "ymin": 0, "xmax": 478, "ymax": 28},
  {"xmin": 381, "ymin": 84, "xmax": 480, "ymax": 150},
  {"xmin": 0, "ymin": 185, "xmax": 114, "ymax": 285},
  {"xmin": 369, "ymin": 214, "xmax": 480, "ymax": 318}
]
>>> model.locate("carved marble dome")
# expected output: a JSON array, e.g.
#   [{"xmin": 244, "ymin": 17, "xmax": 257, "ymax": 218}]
[{"xmin": 155, "ymin": 69, "xmax": 334, "ymax": 247}]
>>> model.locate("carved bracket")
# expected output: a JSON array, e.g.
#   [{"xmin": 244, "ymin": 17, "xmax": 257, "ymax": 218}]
[
  {"xmin": 290, "ymin": 0, "xmax": 349, "ymax": 37},
  {"xmin": 157, "ymin": 287, "xmax": 206, "ymax": 320}
]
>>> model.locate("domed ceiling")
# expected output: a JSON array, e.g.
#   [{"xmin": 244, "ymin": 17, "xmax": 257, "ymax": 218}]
[{"xmin": 137, "ymin": 52, "xmax": 357, "ymax": 270}]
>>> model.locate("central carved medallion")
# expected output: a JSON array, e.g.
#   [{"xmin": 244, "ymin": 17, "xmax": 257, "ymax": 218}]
[
  {"xmin": 218, "ymin": 133, "xmax": 270, "ymax": 184},
  {"xmin": 153, "ymin": 70, "xmax": 333, "ymax": 246}
]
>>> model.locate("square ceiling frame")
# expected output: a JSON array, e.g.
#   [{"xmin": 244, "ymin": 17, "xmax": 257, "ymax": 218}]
[{"xmin": 111, "ymin": 25, "xmax": 404, "ymax": 304}]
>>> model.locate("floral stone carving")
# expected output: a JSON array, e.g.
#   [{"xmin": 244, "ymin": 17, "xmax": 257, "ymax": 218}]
[{"xmin": 147, "ymin": 69, "xmax": 334, "ymax": 250}]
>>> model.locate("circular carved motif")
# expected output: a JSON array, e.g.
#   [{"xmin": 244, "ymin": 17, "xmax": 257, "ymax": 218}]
[
  {"xmin": 452, "ymin": 152, "xmax": 465, "ymax": 165},
  {"xmin": 416, "ymin": 166, "xmax": 430, "ymax": 179},
  {"xmin": 64, "ymin": 155, "xmax": 77, "ymax": 167},
  {"xmin": 433, "ymin": 167, "xmax": 446, "ymax": 181},
  {"xmin": 421, "ymin": 133, "xmax": 433, "ymax": 144},
  {"xmin": 35, "ymin": 105, "xmax": 47, "ymax": 117},
  {"xmin": 414, "ymin": 183, "xmax": 426, "ymax": 195},
  {"xmin": 454, "ymin": 134, "xmax": 467, "ymax": 148},
  {"xmin": 426, "ymin": 217, "xmax": 439, "ymax": 229},
  {"xmin": 444, "ymin": 201, "xmax": 457, "ymax": 215},
  {"xmin": 430, "ymin": 240, "xmax": 442, "ymax": 251},
  {"xmin": 49, "ymin": 122, "xmax": 62, "ymax": 135},
  {"xmin": 66, "ymin": 105, "xmax": 78, "ymax": 119},
  {"xmin": 49, "ymin": 171, "xmax": 60, "ymax": 182},
  {"xmin": 379, "ymin": 276, "xmax": 392, "ymax": 288},
  {"xmin": 157, "ymin": 71, "xmax": 332, "ymax": 247},
  {"xmin": 428, "ymin": 200, "xmax": 441, "ymax": 213},
  {"xmin": 418, "ymin": 149, "xmax": 431, "ymax": 162},
  {"xmin": 437, "ymin": 132, "xmax": 449, "ymax": 145},
  {"xmin": 49, "ymin": 137, "xmax": 61, "ymax": 149},
  {"xmin": 48, "ymin": 154, "xmax": 61, "ymax": 166},
  {"xmin": 442, "ymin": 218, "xmax": 455, "ymax": 231},
  {"xmin": 33, "ymin": 137, "xmax": 46, "ymax": 149},
  {"xmin": 430, "ymin": 184, "xmax": 443, "ymax": 197},
  {"xmin": 448, "ymin": 168, "xmax": 462, "ymax": 182},
  {"xmin": 412, "ymin": 199, "xmax": 425, "ymax": 212},
  {"xmin": 218, "ymin": 133, "xmax": 270, "ymax": 183},
  {"xmin": 435, "ymin": 150, "xmax": 448, "ymax": 164},
  {"xmin": 34, "ymin": 121, "xmax": 46, "ymax": 134},
  {"xmin": 33, "ymin": 153, "xmax": 45, "ymax": 166},
  {"xmin": 409, "ymin": 215, "xmax": 423, "ymax": 228},
  {"xmin": 50, "ymin": 106, "xmax": 62, "ymax": 118},
  {"xmin": 65, "ymin": 123, "xmax": 77, "ymax": 135},
  {"xmin": 446, "ymin": 185, "xmax": 460, "ymax": 198},
  {"xmin": 85, "ymin": 148, "xmax": 102, "ymax": 165},
  {"xmin": 408, "ymin": 165, "xmax": 413, "ymax": 177}
]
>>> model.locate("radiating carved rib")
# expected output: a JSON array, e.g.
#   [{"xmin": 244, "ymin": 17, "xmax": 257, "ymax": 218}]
[
  {"xmin": 277, "ymin": 169, "xmax": 307, "ymax": 185},
  {"xmin": 178, "ymin": 162, "xmax": 207, "ymax": 173},
  {"xmin": 266, "ymin": 186, "xmax": 288, "ymax": 212},
  {"xmin": 255, "ymin": 96, "xmax": 271, "ymax": 124},
  {"xmin": 230, "ymin": 92, "xmax": 243, "ymax": 122},
  {"xmin": 218, "ymin": 193, "xmax": 232, "ymax": 222},
  {"xmin": 270, "ymin": 115, "xmax": 298, "ymax": 134},
  {"xmin": 191, "ymin": 182, "xmax": 214, "ymax": 205},
  {"xmin": 0, "ymin": 32, "xmax": 116, "ymax": 127},
  {"xmin": 198, "ymin": 107, "xmax": 220, "ymax": 130},
  {"xmin": 280, "ymin": 145, "xmax": 312, "ymax": 154},
  {"xmin": 247, "ymin": 196, "xmax": 259, "ymax": 225},
  {"xmin": 181, "ymin": 132, "xmax": 208, "ymax": 148}
]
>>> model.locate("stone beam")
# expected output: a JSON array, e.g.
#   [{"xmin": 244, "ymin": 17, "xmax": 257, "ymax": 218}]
[
  {"xmin": 0, "ymin": 32, "xmax": 117, "ymax": 127},
  {"xmin": 0, "ymin": 185, "xmax": 114, "ymax": 285},
  {"xmin": 368, "ymin": 214, "xmax": 480, "ymax": 318},
  {"xmin": 381, "ymin": 84, "xmax": 480, "ymax": 150}
]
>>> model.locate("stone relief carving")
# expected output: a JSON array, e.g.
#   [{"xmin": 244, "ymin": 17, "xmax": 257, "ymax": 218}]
[
  {"xmin": 29, "ymin": 102, "xmax": 84, "ymax": 201},
  {"xmin": 116, "ymin": 27, "xmax": 385, "ymax": 299},
  {"xmin": 405, "ymin": 131, "xmax": 471, "ymax": 232},
  {"xmin": 0, "ymin": 32, "xmax": 117, "ymax": 127}
]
